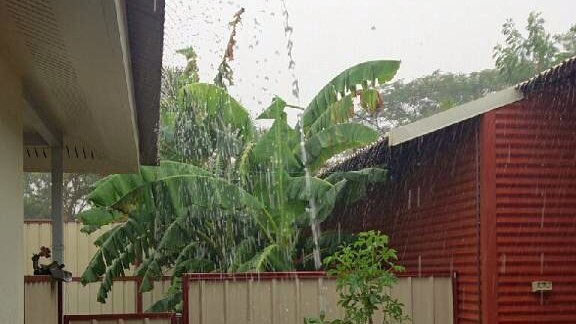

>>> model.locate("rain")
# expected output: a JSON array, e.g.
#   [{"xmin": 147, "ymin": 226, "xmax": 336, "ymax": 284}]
[{"xmin": 17, "ymin": 1, "xmax": 576, "ymax": 323}]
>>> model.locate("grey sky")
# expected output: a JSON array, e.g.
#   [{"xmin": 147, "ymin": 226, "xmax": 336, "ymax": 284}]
[{"xmin": 163, "ymin": 0, "xmax": 575, "ymax": 119}]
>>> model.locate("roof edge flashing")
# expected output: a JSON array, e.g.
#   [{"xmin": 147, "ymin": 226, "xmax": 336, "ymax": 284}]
[
  {"xmin": 112, "ymin": 0, "xmax": 140, "ymax": 167},
  {"xmin": 387, "ymin": 86, "xmax": 523, "ymax": 146}
]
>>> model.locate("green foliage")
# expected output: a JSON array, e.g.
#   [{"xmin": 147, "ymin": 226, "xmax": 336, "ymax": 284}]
[
  {"xmin": 380, "ymin": 69, "xmax": 508, "ymax": 126},
  {"xmin": 306, "ymin": 231, "xmax": 408, "ymax": 324},
  {"xmin": 162, "ymin": 83, "xmax": 254, "ymax": 166},
  {"xmin": 555, "ymin": 25, "xmax": 576, "ymax": 62},
  {"xmin": 160, "ymin": 42, "xmax": 253, "ymax": 169},
  {"xmin": 257, "ymin": 96, "xmax": 288, "ymax": 120},
  {"xmin": 493, "ymin": 12, "xmax": 576, "ymax": 85},
  {"xmin": 325, "ymin": 168, "xmax": 387, "ymax": 206},
  {"xmin": 214, "ymin": 8, "xmax": 245, "ymax": 89},
  {"xmin": 23, "ymin": 173, "xmax": 99, "ymax": 220},
  {"xmin": 176, "ymin": 47, "xmax": 200, "ymax": 83},
  {"xmin": 78, "ymin": 162, "xmax": 268, "ymax": 304},
  {"xmin": 376, "ymin": 13, "xmax": 576, "ymax": 129},
  {"xmin": 304, "ymin": 123, "xmax": 379, "ymax": 172},
  {"xmin": 23, "ymin": 173, "xmax": 52, "ymax": 219},
  {"xmin": 79, "ymin": 59, "xmax": 397, "ymax": 312},
  {"xmin": 303, "ymin": 60, "xmax": 400, "ymax": 136}
]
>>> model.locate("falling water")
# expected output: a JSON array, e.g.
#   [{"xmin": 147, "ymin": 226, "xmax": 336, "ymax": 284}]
[
  {"xmin": 298, "ymin": 116, "xmax": 322, "ymax": 270},
  {"xmin": 279, "ymin": 0, "xmax": 322, "ymax": 271},
  {"xmin": 298, "ymin": 111, "xmax": 327, "ymax": 315},
  {"xmin": 279, "ymin": 0, "xmax": 300, "ymax": 100},
  {"xmin": 280, "ymin": 0, "xmax": 325, "ymax": 314},
  {"xmin": 278, "ymin": 0, "xmax": 322, "ymax": 270}
]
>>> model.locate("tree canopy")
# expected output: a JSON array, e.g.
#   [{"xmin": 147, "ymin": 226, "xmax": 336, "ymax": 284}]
[{"xmin": 375, "ymin": 12, "xmax": 576, "ymax": 128}]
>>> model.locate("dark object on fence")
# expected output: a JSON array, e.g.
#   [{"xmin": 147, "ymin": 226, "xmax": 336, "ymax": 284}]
[{"xmin": 32, "ymin": 246, "xmax": 72, "ymax": 282}]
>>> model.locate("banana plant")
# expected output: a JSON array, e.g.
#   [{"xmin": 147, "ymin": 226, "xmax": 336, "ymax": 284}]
[
  {"xmin": 161, "ymin": 83, "xmax": 254, "ymax": 169},
  {"xmin": 78, "ymin": 60, "xmax": 399, "ymax": 311}
]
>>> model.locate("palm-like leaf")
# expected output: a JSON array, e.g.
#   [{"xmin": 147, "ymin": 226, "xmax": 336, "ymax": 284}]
[
  {"xmin": 257, "ymin": 96, "xmax": 288, "ymax": 120},
  {"xmin": 302, "ymin": 60, "xmax": 400, "ymax": 134},
  {"xmin": 178, "ymin": 83, "xmax": 254, "ymax": 140},
  {"xmin": 79, "ymin": 161, "xmax": 273, "ymax": 303},
  {"xmin": 304, "ymin": 123, "xmax": 379, "ymax": 172},
  {"xmin": 163, "ymin": 83, "xmax": 254, "ymax": 165},
  {"xmin": 87, "ymin": 162, "xmax": 209, "ymax": 209},
  {"xmin": 307, "ymin": 95, "xmax": 354, "ymax": 136},
  {"xmin": 325, "ymin": 168, "xmax": 387, "ymax": 205},
  {"xmin": 238, "ymin": 244, "xmax": 281, "ymax": 272},
  {"xmin": 81, "ymin": 213, "xmax": 155, "ymax": 302},
  {"xmin": 79, "ymin": 60, "xmax": 398, "ymax": 312}
]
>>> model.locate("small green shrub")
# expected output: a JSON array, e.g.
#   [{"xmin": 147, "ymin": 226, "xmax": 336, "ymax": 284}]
[{"xmin": 306, "ymin": 230, "xmax": 409, "ymax": 324}]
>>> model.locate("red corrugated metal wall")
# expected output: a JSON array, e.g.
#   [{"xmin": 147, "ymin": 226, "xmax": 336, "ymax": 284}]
[
  {"xmin": 490, "ymin": 90, "xmax": 576, "ymax": 323},
  {"xmin": 328, "ymin": 120, "xmax": 481, "ymax": 323}
]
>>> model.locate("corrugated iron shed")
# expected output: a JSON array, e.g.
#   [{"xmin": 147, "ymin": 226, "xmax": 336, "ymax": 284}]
[{"xmin": 327, "ymin": 56, "xmax": 576, "ymax": 323}]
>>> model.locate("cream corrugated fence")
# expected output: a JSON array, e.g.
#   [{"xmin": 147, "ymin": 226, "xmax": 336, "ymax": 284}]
[
  {"xmin": 184, "ymin": 273, "xmax": 454, "ymax": 324},
  {"xmin": 24, "ymin": 222, "xmax": 455, "ymax": 323},
  {"xmin": 24, "ymin": 221, "xmax": 114, "ymax": 276},
  {"xmin": 24, "ymin": 221, "xmax": 172, "ymax": 315},
  {"xmin": 63, "ymin": 313, "xmax": 178, "ymax": 324},
  {"xmin": 24, "ymin": 277, "xmax": 60, "ymax": 324}
]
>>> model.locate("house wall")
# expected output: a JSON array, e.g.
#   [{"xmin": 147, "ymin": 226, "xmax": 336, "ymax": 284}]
[
  {"xmin": 328, "ymin": 120, "xmax": 481, "ymax": 323},
  {"xmin": 0, "ymin": 55, "xmax": 24, "ymax": 323},
  {"xmin": 487, "ymin": 90, "xmax": 576, "ymax": 322}
]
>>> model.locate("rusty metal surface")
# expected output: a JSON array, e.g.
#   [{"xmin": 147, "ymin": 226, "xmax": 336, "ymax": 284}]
[
  {"xmin": 324, "ymin": 55, "xmax": 576, "ymax": 323},
  {"xmin": 493, "ymin": 89, "xmax": 576, "ymax": 322},
  {"xmin": 327, "ymin": 120, "xmax": 481, "ymax": 323}
]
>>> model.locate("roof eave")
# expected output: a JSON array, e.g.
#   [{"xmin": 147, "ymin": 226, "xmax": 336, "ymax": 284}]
[
  {"xmin": 386, "ymin": 87, "xmax": 523, "ymax": 147},
  {"xmin": 125, "ymin": 0, "xmax": 165, "ymax": 167}
]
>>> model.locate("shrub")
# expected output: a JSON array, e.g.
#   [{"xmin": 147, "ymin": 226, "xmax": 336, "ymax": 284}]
[{"xmin": 306, "ymin": 230, "xmax": 409, "ymax": 324}]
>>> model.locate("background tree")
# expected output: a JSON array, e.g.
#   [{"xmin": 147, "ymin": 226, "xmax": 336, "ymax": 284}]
[
  {"xmin": 23, "ymin": 12, "xmax": 575, "ymax": 219},
  {"xmin": 555, "ymin": 25, "xmax": 576, "ymax": 62},
  {"xmin": 378, "ymin": 69, "xmax": 508, "ymax": 127},
  {"xmin": 23, "ymin": 173, "xmax": 99, "ymax": 221},
  {"xmin": 493, "ymin": 12, "xmax": 559, "ymax": 85},
  {"xmin": 373, "ymin": 12, "xmax": 576, "ymax": 129}
]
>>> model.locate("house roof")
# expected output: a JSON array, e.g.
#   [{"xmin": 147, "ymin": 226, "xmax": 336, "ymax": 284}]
[
  {"xmin": 518, "ymin": 56, "xmax": 576, "ymax": 95},
  {"xmin": 386, "ymin": 86, "xmax": 522, "ymax": 146},
  {"xmin": 125, "ymin": 0, "xmax": 165, "ymax": 167},
  {"xmin": 323, "ymin": 55, "xmax": 576, "ymax": 174},
  {"xmin": 0, "ymin": 0, "xmax": 164, "ymax": 173}
]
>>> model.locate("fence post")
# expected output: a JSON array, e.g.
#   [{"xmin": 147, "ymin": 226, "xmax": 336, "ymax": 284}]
[
  {"xmin": 452, "ymin": 272, "xmax": 458, "ymax": 324},
  {"xmin": 136, "ymin": 277, "xmax": 143, "ymax": 313},
  {"xmin": 58, "ymin": 281, "xmax": 63, "ymax": 324}
]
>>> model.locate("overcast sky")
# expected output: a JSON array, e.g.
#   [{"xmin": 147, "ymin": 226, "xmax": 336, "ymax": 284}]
[{"xmin": 163, "ymin": 0, "xmax": 575, "ymax": 119}]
